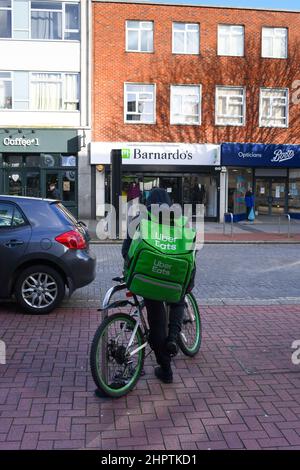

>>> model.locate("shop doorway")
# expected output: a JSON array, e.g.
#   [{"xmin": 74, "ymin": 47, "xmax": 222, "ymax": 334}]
[
  {"xmin": 110, "ymin": 171, "xmax": 219, "ymax": 220},
  {"xmin": 1, "ymin": 154, "xmax": 78, "ymax": 217},
  {"xmin": 255, "ymin": 178, "xmax": 287, "ymax": 216}
]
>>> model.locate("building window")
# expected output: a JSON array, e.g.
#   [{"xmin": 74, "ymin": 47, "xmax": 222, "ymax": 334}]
[
  {"xmin": 262, "ymin": 27, "xmax": 288, "ymax": 59},
  {"xmin": 218, "ymin": 25, "xmax": 244, "ymax": 56},
  {"xmin": 170, "ymin": 85, "xmax": 201, "ymax": 124},
  {"xmin": 260, "ymin": 88, "xmax": 288, "ymax": 127},
  {"xmin": 172, "ymin": 23, "xmax": 199, "ymax": 54},
  {"xmin": 0, "ymin": 72, "xmax": 12, "ymax": 109},
  {"xmin": 0, "ymin": 0, "xmax": 11, "ymax": 38},
  {"xmin": 216, "ymin": 86, "xmax": 245, "ymax": 126},
  {"xmin": 228, "ymin": 168, "xmax": 253, "ymax": 215},
  {"xmin": 30, "ymin": 73, "xmax": 79, "ymax": 111},
  {"xmin": 124, "ymin": 84, "xmax": 155, "ymax": 123},
  {"xmin": 31, "ymin": 1, "xmax": 80, "ymax": 40},
  {"xmin": 289, "ymin": 170, "xmax": 300, "ymax": 215},
  {"xmin": 126, "ymin": 21, "xmax": 153, "ymax": 52}
]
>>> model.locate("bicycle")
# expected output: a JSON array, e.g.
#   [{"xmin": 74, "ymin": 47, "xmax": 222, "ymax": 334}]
[{"xmin": 90, "ymin": 277, "xmax": 202, "ymax": 398}]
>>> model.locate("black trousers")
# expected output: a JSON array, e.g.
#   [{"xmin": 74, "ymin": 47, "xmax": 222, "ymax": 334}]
[{"xmin": 144, "ymin": 298, "xmax": 185, "ymax": 369}]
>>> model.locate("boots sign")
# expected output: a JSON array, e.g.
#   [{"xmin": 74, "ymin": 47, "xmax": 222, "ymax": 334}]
[
  {"xmin": 222, "ymin": 143, "xmax": 300, "ymax": 168},
  {"xmin": 90, "ymin": 142, "xmax": 220, "ymax": 166}
]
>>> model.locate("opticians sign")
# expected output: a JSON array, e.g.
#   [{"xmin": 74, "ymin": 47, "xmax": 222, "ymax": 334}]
[
  {"xmin": 90, "ymin": 142, "xmax": 220, "ymax": 166},
  {"xmin": 222, "ymin": 143, "xmax": 300, "ymax": 168}
]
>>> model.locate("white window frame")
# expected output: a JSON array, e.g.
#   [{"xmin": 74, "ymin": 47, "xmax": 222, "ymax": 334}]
[
  {"xmin": 218, "ymin": 24, "xmax": 245, "ymax": 57},
  {"xmin": 0, "ymin": 71, "xmax": 13, "ymax": 110},
  {"xmin": 29, "ymin": 72, "xmax": 79, "ymax": 111},
  {"xmin": 215, "ymin": 86, "xmax": 246, "ymax": 126},
  {"xmin": 124, "ymin": 83, "xmax": 156, "ymax": 124},
  {"xmin": 261, "ymin": 27, "xmax": 288, "ymax": 59},
  {"xmin": 30, "ymin": 1, "xmax": 80, "ymax": 41},
  {"xmin": 125, "ymin": 20, "xmax": 153, "ymax": 53},
  {"xmin": 172, "ymin": 22, "xmax": 200, "ymax": 55},
  {"xmin": 170, "ymin": 84, "xmax": 202, "ymax": 125},
  {"xmin": 259, "ymin": 87, "xmax": 289, "ymax": 128},
  {"xmin": 0, "ymin": 0, "xmax": 12, "ymax": 38}
]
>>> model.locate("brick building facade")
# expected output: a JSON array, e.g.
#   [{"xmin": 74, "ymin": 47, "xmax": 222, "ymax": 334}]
[{"xmin": 91, "ymin": 0, "xmax": 300, "ymax": 221}]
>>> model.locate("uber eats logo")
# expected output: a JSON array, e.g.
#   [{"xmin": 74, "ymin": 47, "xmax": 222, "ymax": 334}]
[
  {"xmin": 152, "ymin": 259, "xmax": 172, "ymax": 276},
  {"xmin": 121, "ymin": 149, "xmax": 131, "ymax": 159}
]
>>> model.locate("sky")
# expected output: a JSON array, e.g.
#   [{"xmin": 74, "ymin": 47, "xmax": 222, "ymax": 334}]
[{"xmin": 155, "ymin": 0, "xmax": 300, "ymax": 10}]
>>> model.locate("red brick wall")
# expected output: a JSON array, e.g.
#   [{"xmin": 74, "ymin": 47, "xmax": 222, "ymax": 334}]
[{"xmin": 93, "ymin": 1, "xmax": 300, "ymax": 144}]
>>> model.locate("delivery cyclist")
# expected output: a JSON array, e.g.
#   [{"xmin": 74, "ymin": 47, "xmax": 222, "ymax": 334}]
[{"xmin": 122, "ymin": 188, "xmax": 196, "ymax": 384}]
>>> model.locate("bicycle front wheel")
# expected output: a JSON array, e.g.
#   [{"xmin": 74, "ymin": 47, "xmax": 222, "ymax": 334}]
[
  {"xmin": 90, "ymin": 312, "xmax": 146, "ymax": 398},
  {"xmin": 178, "ymin": 293, "xmax": 202, "ymax": 357}
]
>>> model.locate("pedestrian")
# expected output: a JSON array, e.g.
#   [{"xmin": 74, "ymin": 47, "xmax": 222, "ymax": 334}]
[
  {"xmin": 245, "ymin": 189, "xmax": 254, "ymax": 219},
  {"xmin": 48, "ymin": 183, "xmax": 60, "ymax": 200},
  {"xmin": 122, "ymin": 188, "xmax": 196, "ymax": 384}
]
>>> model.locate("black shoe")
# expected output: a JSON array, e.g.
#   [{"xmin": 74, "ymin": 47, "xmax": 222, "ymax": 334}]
[
  {"xmin": 165, "ymin": 337, "xmax": 179, "ymax": 357},
  {"xmin": 154, "ymin": 366, "xmax": 173, "ymax": 384}
]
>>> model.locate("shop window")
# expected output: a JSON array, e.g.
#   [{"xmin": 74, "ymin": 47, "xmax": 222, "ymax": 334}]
[
  {"xmin": 31, "ymin": 1, "xmax": 80, "ymax": 41},
  {"xmin": 228, "ymin": 168, "xmax": 252, "ymax": 215},
  {"xmin": 260, "ymin": 88, "xmax": 288, "ymax": 128},
  {"xmin": 289, "ymin": 170, "xmax": 300, "ymax": 214},
  {"xmin": 0, "ymin": 0, "xmax": 12, "ymax": 38},
  {"xmin": 125, "ymin": 83, "xmax": 155, "ymax": 123},
  {"xmin": 62, "ymin": 171, "xmax": 75, "ymax": 202},
  {"xmin": 218, "ymin": 25, "xmax": 244, "ymax": 57},
  {"xmin": 171, "ymin": 85, "xmax": 201, "ymax": 125},
  {"xmin": 126, "ymin": 20, "xmax": 153, "ymax": 52},
  {"xmin": 0, "ymin": 72, "xmax": 12, "ymax": 109},
  {"xmin": 262, "ymin": 27, "xmax": 288, "ymax": 59},
  {"xmin": 172, "ymin": 23, "xmax": 199, "ymax": 55},
  {"xmin": 216, "ymin": 86, "xmax": 245, "ymax": 126}
]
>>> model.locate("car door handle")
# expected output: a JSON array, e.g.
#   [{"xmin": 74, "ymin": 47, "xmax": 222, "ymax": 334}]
[{"xmin": 5, "ymin": 239, "xmax": 24, "ymax": 248}]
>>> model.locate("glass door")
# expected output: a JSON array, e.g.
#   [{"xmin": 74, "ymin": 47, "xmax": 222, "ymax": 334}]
[
  {"xmin": 255, "ymin": 178, "xmax": 287, "ymax": 215},
  {"xmin": 255, "ymin": 178, "xmax": 269, "ymax": 215},
  {"xmin": 271, "ymin": 179, "xmax": 286, "ymax": 215},
  {"xmin": 25, "ymin": 170, "xmax": 41, "ymax": 197},
  {"xmin": 7, "ymin": 170, "xmax": 23, "ymax": 196}
]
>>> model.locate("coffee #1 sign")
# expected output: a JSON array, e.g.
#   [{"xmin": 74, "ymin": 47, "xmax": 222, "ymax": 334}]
[
  {"xmin": 221, "ymin": 143, "xmax": 300, "ymax": 168},
  {"xmin": 90, "ymin": 142, "xmax": 220, "ymax": 166}
]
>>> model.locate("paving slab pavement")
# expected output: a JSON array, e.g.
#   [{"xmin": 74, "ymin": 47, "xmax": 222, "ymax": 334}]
[{"xmin": 0, "ymin": 303, "xmax": 299, "ymax": 450}]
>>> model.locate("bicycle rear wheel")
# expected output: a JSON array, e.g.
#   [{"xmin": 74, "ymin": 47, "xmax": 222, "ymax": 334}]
[
  {"xmin": 90, "ymin": 312, "xmax": 146, "ymax": 398},
  {"xmin": 178, "ymin": 293, "xmax": 202, "ymax": 357}
]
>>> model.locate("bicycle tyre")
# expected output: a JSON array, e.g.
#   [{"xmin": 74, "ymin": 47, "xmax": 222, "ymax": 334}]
[
  {"xmin": 178, "ymin": 293, "xmax": 202, "ymax": 357},
  {"xmin": 90, "ymin": 312, "xmax": 145, "ymax": 398}
]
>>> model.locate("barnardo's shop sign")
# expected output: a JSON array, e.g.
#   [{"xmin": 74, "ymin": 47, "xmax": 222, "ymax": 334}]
[
  {"xmin": 222, "ymin": 143, "xmax": 300, "ymax": 168},
  {"xmin": 90, "ymin": 142, "xmax": 220, "ymax": 166}
]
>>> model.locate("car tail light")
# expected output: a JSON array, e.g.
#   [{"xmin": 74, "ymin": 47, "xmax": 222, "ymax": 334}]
[{"xmin": 55, "ymin": 230, "xmax": 87, "ymax": 250}]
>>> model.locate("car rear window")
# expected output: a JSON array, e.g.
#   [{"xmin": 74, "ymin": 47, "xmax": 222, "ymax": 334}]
[{"xmin": 53, "ymin": 202, "xmax": 79, "ymax": 226}]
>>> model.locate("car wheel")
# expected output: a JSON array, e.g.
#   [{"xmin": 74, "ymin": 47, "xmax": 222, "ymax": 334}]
[{"xmin": 14, "ymin": 265, "xmax": 65, "ymax": 315}]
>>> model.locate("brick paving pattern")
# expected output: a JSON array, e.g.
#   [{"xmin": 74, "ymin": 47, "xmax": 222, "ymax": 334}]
[
  {"xmin": 69, "ymin": 244, "xmax": 300, "ymax": 306},
  {"xmin": 1, "ymin": 303, "xmax": 300, "ymax": 450}
]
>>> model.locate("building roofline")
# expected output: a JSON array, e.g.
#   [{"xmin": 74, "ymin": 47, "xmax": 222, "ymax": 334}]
[{"xmin": 92, "ymin": 0, "xmax": 300, "ymax": 14}]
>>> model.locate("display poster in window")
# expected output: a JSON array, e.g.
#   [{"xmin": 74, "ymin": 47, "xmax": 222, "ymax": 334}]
[{"xmin": 63, "ymin": 181, "xmax": 71, "ymax": 192}]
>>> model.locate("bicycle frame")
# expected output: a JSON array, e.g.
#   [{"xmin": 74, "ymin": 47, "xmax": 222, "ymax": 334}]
[{"xmin": 100, "ymin": 283, "xmax": 149, "ymax": 359}]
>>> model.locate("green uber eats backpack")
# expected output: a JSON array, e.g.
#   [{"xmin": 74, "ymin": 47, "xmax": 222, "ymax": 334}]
[{"xmin": 124, "ymin": 214, "xmax": 196, "ymax": 303}]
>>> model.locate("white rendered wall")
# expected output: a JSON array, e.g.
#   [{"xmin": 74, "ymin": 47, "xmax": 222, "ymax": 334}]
[{"xmin": 0, "ymin": 41, "xmax": 80, "ymax": 72}]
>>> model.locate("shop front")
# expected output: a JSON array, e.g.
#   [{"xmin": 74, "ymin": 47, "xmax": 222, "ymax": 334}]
[
  {"xmin": 90, "ymin": 142, "xmax": 221, "ymax": 221},
  {"xmin": 0, "ymin": 129, "xmax": 79, "ymax": 216},
  {"xmin": 222, "ymin": 143, "xmax": 300, "ymax": 220}
]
